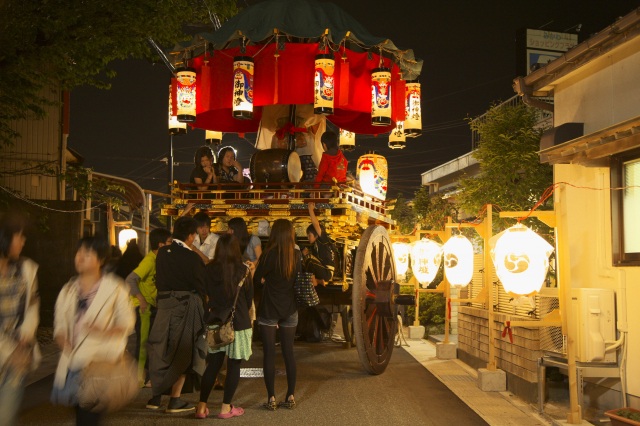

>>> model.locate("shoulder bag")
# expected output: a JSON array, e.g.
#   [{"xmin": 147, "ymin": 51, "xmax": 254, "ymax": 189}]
[
  {"xmin": 206, "ymin": 266, "xmax": 249, "ymax": 350},
  {"xmin": 294, "ymin": 271, "xmax": 320, "ymax": 307}
]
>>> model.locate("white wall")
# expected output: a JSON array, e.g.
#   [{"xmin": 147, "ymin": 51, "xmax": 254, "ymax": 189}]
[
  {"xmin": 553, "ymin": 37, "xmax": 640, "ymax": 133},
  {"xmin": 556, "ymin": 164, "xmax": 640, "ymax": 399}
]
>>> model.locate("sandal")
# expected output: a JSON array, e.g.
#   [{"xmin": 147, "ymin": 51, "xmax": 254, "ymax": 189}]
[
  {"xmin": 278, "ymin": 396, "xmax": 296, "ymax": 409},
  {"xmin": 218, "ymin": 405, "xmax": 244, "ymax": 419},
  {"xmin": 263, "ymin": 397, "xmax": 278, "ymax": 411}
]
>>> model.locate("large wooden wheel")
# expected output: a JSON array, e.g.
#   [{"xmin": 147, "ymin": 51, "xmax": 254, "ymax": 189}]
[{"xmin": 352, "ymin": 225, "xmax": 398, "ymax": 375}]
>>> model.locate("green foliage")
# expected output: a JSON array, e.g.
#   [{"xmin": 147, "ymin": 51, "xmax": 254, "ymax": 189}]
[
  {"xmin": 0, "ymin": 0, "xmax": 238, "ymax": 146},
  {"xmin": 405, "ymin": 293, "xmax": 446, "ymax": 332},
  {"xmin": 412, "ymin": 185, "xmax": 457, "ymax": 231},
  {"xmin": 458, "ymin": 102, "xmax": 554, "ymax": 231},
  {"xmin": 390, "ymin": 192, "xmax": 416, "ymax": 234},
  {"xmin": 614, "ymin": 409, "xmax": 640, "ymax": 421},
  {"xmin": 60, "ymin": 165, "xmax": 126, "ymax": 210}
]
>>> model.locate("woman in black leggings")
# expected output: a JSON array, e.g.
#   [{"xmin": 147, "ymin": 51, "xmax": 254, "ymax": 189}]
[
  {"xmin": 253, "ymin": 219, "xmax": 301, "ymax": 410},
  {"xmin": 197, "ymin": 234, "xmax": 254, "ymax": 419}
]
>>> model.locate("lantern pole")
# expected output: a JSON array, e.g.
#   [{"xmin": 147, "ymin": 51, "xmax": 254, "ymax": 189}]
[
  {"xmin": 484, "ymin": 205, "xmax": 497, "ymax": 370},
  {"xmin": 498, "ymin": 200, "xmax": 582, "ymax": 423},
  {"xmin": 441, "ymin": 217, "xmax": 453, "ymax": 344},
  {"xmin": 167, "ymin": 135, "xmax": 174, "ymax": 231}
]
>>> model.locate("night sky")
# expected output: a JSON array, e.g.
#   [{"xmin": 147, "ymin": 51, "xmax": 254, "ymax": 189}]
[{"xmin": 68, "ymin": 0, "xmax": 640, "ymax": 202}]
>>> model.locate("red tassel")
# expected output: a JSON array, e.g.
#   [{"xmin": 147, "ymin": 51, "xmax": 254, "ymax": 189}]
[
  {"xmin": 274, "ymin": 56, "xmax": 279, "ymax": 104},
  {"xmin": 391, "ymin": 76, "xmax": 406, "ymax": 123},
  {"xmin": 200, "ymin": 63, "xmax": 211, "ymax": 112},
  {"xmin": 501, "ymin": 321, "xmax": 513, "ymax": 344},
  {"xmin": 447, "ymin": 298, "xmax": 452, "ymax": 320}
]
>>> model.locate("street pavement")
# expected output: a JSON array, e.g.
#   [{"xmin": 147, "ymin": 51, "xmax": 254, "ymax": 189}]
[{"xmin": 18, "ymin": 331, "xmax": 551, "ymax": 426}]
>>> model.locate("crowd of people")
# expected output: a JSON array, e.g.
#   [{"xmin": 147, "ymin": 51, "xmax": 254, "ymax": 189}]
[{"xmin": 0, "ymin": 131, "xmax": 348, "ymax": 425}]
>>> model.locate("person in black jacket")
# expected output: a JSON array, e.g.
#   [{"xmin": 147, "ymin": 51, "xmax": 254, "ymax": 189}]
[
  {"xmin": 196, "ymin": 234, "xmax": 253, "ymax": 420},
  {"xmin": 253, "ymin": 219, "xmax": 301, "ymax": 411}
]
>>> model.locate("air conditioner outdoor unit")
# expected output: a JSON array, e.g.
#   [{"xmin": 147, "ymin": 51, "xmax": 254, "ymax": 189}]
[{"xmin": 570, "ymin": 288, "xmax": 616, "ymax": 363}]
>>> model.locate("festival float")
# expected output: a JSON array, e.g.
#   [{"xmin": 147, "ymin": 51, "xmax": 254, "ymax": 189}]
[{"xmin": 161, "ymin": 0, "xmax": 423, "ymax": 374}]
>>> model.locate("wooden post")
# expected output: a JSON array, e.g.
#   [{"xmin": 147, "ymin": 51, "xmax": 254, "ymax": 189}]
[
  {"xmin": 485, "ymin": 205, "xmax": 496, "ymax": 370},
  {"xmin": 556, "ymin": 189, "xmax": 582, "ymax": 423},
  {"xmin": 442, "ymin": 217, "xmax": 452, "ymax": 344}
]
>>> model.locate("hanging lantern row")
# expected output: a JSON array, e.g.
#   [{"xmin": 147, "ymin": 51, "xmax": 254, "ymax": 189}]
[
  {"xmin": 339, "ymin": 128, "xmax": 355, "ymax": 151},
  {"xmin": 170, "ymin": 53, "xmax": 421, "ymax": 134},
  {"xmin": 168, "ymin": 84, "xmax": 187, "ymax": 135},
  {"xmin": 392, "ymin": 224, "xmax": 555, "ymax": 296},
  {"xmin": 388, "ymin": 121, "xmax": 406, "ymax": 149}
]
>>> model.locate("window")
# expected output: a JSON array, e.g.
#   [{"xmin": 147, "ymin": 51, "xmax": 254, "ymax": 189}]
[{"xmin": 612, "ymin": 148, "xmax": 640, "ymax": 265}]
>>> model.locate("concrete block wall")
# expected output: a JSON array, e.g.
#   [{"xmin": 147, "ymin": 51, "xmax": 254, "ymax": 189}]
[{"xmin": 457, "ymin": 306, "xmax": 543, "ymax": 402}]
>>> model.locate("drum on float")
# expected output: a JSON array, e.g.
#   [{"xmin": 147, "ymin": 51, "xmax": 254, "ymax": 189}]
[{"xmin": 250, "ymin": 149, "xmax": 302, "ymax": 184}]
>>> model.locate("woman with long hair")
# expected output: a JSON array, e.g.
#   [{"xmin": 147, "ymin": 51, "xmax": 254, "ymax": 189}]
[
  {"xmin": 227, "ymin": 217, "xmax": 262, "ymax": 268},
  {"xmin": 216, "ymin": 146, "xmax": 244, "ymax": 184},
  {"xmin": 253, "ymin": 219, "xmax": 301, "ymax": 410},
  {"xmin": 190, "ymin": 146, "xmax": 218, "ymax": 189},
  {"xmin": 197, "ymin": 234, "xmax": 253, "ymax": 419},
  {"xmin": 51, "ymin": 236, "xmax": 135, "ymax": 424},
  {"xmin": 0, "ymin": 213, "xmax": 39, "ymax": 426}
]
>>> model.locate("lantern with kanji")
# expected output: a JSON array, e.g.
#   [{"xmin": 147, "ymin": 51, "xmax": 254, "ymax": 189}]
[
  {"xmin": 411, "ymin": 238, "xmax": 443, "ymax": 288},
  {"xmin": 388, "ymin": 121, "xmax": 406, "ymax": 149},
  {"xmin": 339, "ymin": 129, "xmax": 355, "ymax": 151},
  {"xmin": 404, "ymin": 80, "xmax": 422, "ymax": 137},
  {"xmin": 232, "ymin": 56, "xmax": 254, "ymax": 119}
]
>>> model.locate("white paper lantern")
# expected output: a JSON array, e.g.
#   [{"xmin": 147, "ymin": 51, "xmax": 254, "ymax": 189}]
[
  {"xmin": 392, "ymin": 242, "xmax": 410, "ymax": 280},
  {"xmin": 205, "ymin": 130, "xmax": 223, "ymax": 146},
  {"xmin": 339, "ymin": 129, "xmax": 355, "ymax": 151},
  {"xmin": 442, "ymin": 234, "xmax": 474, "ymax": 287},
  {"xmin": 118, "ymin": 228, "xmax": 138, "ymax": 252},
  {"xmin": 388, "ymin": 121, "xmax": 406, "ymax": 149},
  {"xmin": 490, "ymin": 223, "xmax": 554, "ymax": 295},
  {"xmin": 410, "ymin": 238, "xmax": 442, "ymax": 288},
  {"xmin": 404, "ymin": 80, "xmax": 422, "ymax": 137},
  {"xmin": 232, "ymin": 56, "xmax": 254, "ymax": 119},
  {"xmin": 371, "ymin": 67, "xmax": 391, "ymax": 126},
  {"xmin": 314, "ymin": 53, "xmax": 335, "ymax": 115}
]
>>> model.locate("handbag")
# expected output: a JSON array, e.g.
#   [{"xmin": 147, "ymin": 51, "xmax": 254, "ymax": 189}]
[
  {"xmin": 78, "ymin": 353, "xmax": 139, "ymax": 413},
  {"xmin": 206, "ymin": 267, "xmax": 249, "ymax": 350},
  {"xmin": 294, "ymin": 271, "xmax": 320, "ymax": 307}
]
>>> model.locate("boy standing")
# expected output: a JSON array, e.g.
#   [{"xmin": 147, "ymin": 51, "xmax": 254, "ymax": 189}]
[
  {"xmin": 126, "ymin": 228, "xmax": 172, "ymax": 387},
  {"xmin": 303, "ymin": 202, "xmax": 336, "ymax": 286},
  {"xmin": 192, "ymin": 211, "xmax": 219, "ymax": 264}
]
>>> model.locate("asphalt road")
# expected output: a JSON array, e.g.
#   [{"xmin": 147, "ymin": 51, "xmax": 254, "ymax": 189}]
[{"xmin": 18, "ymin": 339, "xmax": 487, "ymax": 426}]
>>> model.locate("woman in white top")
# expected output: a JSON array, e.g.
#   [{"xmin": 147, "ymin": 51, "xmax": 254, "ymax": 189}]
[{"xmin": 51, "ymin": 236, "xmax": 135, "ymax": 424}]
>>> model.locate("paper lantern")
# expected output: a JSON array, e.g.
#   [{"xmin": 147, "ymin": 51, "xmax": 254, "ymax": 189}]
[
  {"xmin": 168, "ymin": 84, "xmax": 186, "ymax": 135},
  {"xmin": 411, "ymin": 238, "xmax": 443, "ymax": 288},
  {"xmin": 314, "ymin": 53, "xmax": 335, "ymax": 115},
  {"xmin": 443, "ymin": 234, "xmax": 474, "ymax": 287},
  {"xmin": 176, "ymin": 67, "xmax": 197, "ymax": 122},
  {"xmin": 339, "ymin": 129, "xmax": 355, "ymax": 151},
  {"xmin": 356, "ymin": 153, "xmax": 388, "ymax": 200},
  {"xmin": 118, "ymin": 228, "xmax": 138, "ymax": 252},
  {"xmin": 490, "ymin": 223, "xmax": 554, "ymax": 295},
  {"xmin": 205, "ymin": 130, "xmax": 223, "ymax": 146},
  {"xmin": 371, "ymin": 67, "xmax": 391, "ymax": 126},
  {"xmin": 232, "ymin": 56, "xmax": 254, "ymax": 119},
  {"xmin": 404, "ymin": 80, "xmax": 422, "ymax": 137},
  {"xmin": 388, "ymin": 121, "xmax": 406, "ymax": 149},
  {"xmin": 392, "ymin": 242, "xmax": 410, "ymax": 279}
]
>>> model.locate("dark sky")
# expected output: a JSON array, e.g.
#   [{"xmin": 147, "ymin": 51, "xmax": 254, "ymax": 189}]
[{"xmin": 68, "ymin": 0, "xmax": 640, "ymax": 201}]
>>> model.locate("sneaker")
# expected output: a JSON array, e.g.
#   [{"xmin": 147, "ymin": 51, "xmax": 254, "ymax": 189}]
[
  {"xmin": 146, "ymin": 395, "xmax": 163, "ymax": 410},
  {"xmin": 166, "ymin": 398, "xmax": 195, "ymax": 413}
]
